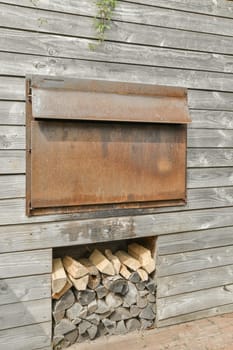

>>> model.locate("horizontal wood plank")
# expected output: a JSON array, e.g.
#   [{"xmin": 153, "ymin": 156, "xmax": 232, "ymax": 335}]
[
  {"xmin": 0, "ymin": 77, "xmax": 25, "ymax": 101},
  {"xmin": 157, "ymin": 227, "xmax": 233, "ymax": 255},
  {"xmin": 0, "ymin": 175, "xmax": 24, "ymax": 198},
  {"xmin": 187, "ymin": 167, "xmax": 233, "ymax": 188},
  {"xmin": 0, "ymin": 249, "xmax": 52, "ymax": 278},
  {"xmin": 1, "ymin": 3, "xmax": 233, "ymax": 55},
  {"xmin": 188, "ymin": 90, "xmax": 233, "ymax": 110},
  {"xmin": 0, "ymin": 298, "xmax": 51, "ymax": 330},
  {"xmin": 157, "ymin": 284, "xmax": 233, "ymax": 320},
  {"xmin": 157, "ymin": 303, "xmax": 233, "ymax": 327},
  {"xmin": 1, "ymin": 28, "xmax": 233, "ymax": 75},
  {"xmin": 140, "ymin": 204, "xmax": 233, "ymax": 238},
  {"xmin": 2, "ymin": 0, "xmax": 233, "ymax": 36},
  {"xmin": 189, "ymin": 110, "xmax": 233, "ymax": 129},
  {"xmin": 157, "ymin": 264, "xmax": 233, "ymax": 297},
  {"xmin": 0, "ymin": 125, "xmax": 25, "ymax": 150},
  {"xmin": 0, "ymin": 151, "xmax": 25, "ymax": 174},
  {"xmin": 188, "ymin": 129, "xmax": 233, "ymax": 147},
  {"xmin": 157, "ymin": 246, "xmax": 233, "ymax": 277},
  {"xmin": 187, "ymin": 149, "xmax": 233, "ymax": 167},
  {"xmin": 0, "ymin": 274, "xmax": 51, "ymax": 305},
  {"xmin": 2, "ymin": 60, "xmax": 233, "ymax": 100},
  {"xmin": 124, "ymin": 0, "xmax": 233, "ymax": 18},
  {"xmin": 0, "ymin": 101, "xmax": 25, "ymax": 125},
  {"xmin": 0, "ymin": 207, "xmax": 233, "ymax": 253},
  {"xmin": 0, "ymin": 321, "xmax": 51, "ymax": 350}
]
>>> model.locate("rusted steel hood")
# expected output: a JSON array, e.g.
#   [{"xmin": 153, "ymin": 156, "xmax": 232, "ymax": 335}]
[
  {"xmin": 26, "ymin": 76, "xmax": 190, "ymax": 216},
  {"xmin": 30, "ymin": 76, "xmax": 191, "ymax": 124}
]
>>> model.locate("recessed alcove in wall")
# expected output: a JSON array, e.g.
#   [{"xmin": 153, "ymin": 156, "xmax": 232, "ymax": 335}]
[
  {"xmin": 52, "ymin": 236, "xmax": 157, "ymax": 349},
  {"xmin": 53, "ymin": 236, "xmax": 157, "ymax": 261}
]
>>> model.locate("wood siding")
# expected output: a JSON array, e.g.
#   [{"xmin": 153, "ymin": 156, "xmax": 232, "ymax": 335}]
[{"xmin": 1, "ymin": 0, "xmax": 233, "ymax": 346}]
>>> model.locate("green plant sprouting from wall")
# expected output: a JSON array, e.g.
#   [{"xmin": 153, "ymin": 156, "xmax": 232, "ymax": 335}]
[{"xmin": 89, "ymin": 0, "xmax": 118, "ymax": 50}]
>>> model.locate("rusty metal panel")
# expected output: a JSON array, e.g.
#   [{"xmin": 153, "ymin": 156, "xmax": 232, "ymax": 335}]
[
  {"xmin": 30, "ymin": 120, "xmax": 186, "ymax": 211},
  {"xmin": 31, "ymin": 77, "xmax": 191, "ymax": 124},
  {"xmin": 26, "ymin": 76, "xmax": 190, "ymax": 216}
]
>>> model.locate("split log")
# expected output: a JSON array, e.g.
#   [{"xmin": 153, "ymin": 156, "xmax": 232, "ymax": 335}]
[
  {"xmin": 78, "ymin": 258, "xmax": 101, "ymax": 289},
  {"xmin": 54, "ymin": 319, "xmax": 76, "ymax": 336},
  {"xmin": 62, "ymin": 256, "xmax": 89, "ymax": 279},
  {"xmin": 137, "ymin": 268, "xmax": 148, "ymax": 282},
  {"xmin": 142, "ymin": 259, "xmax": 156, "ymax": 274},
  {"xmin": 123, "ymin": 282, "xmax": 138, "ymax": 307},
  {"xmin": 95, "ymin": 284, "xmax": 108, "ymax": 299},
  {"xmin": 52, "ymin": 278, "xmax": 72, "ymax": 300},
  {"xmin": 106, "ymin": 292, "xmax": 123, "ymax": 309},
  {"xmin": 105, "ymin": 249, "xmax": 121, "ymax": 274},
  {"xmin": 52, "ymin": 258, "xmax": 67, "ymax": 294},
  {"xmin": 119, "ymin": 264, "xmax": 131, "ymax": 280},
  {"xmin": 129, "ymin": 271, "xmax": 141, "ymax": 283},
  {"xmin": 53, "ymin": 289, "xmax": 75, "ymax": 311},
  {"xmin": 103, "ymin": 275, "xmax": 128, "ymax": 296},
  {"xmin": 68, "ymin": 274, "xmax": 89, "ymax": 291},
  {"xmin": 89, "ymin": 249, "xmax": 115, "ymax": 276},
  {"xmin": 115, "ymin": 250, "xmax": 141, "ymax": 271},
  {"xmin": 75, "ymin": 289, "xmax": 96, "ymax": 306},
  {"xmin": 128, "ymin": 243, "xmax": 155, "ymax": 274}
]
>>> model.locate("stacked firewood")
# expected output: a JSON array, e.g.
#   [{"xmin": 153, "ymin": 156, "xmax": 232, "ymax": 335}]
[{"xmin": 52, "ymin": 243, "xmax": 156, "ymax": 350}]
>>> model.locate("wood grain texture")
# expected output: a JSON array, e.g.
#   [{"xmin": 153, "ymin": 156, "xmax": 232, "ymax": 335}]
[
  {"xmin": 188, "ymin": 129, "xmax": 233, "ymax": 147},
  {"xmin": 0, "ymin": 77, "xmax": 24, "ymax": 101},
  {"xmin": 1, "ymin": 28, "xmax": 233, "ymax": 75},
  {"xmin": 0, "ymin": 298, "xmax": 51, "ymax": 330},
  {"xmin": 0, "ymin": 274, "xmax": 51, "ymax": 305},
  {"xmin": 157, "ymin": 226, "xmax": 233, "ymax": 255},
  {"xmin": 0, "ymin": 321, "xmax": 51, "ymax": 350},
  {"xmin": 0, "ymin": 125, "xmax": 25, "ymax": 150},
  {"xmin": 157, "ymin": 264, "xmax": 233, "ymax": 297},
  {"xmin": 0, "ymin": 151, "xmax": 25, "ymax": 174},
  {"xmin": 1, "ymin": 0, "xmax": 233, "ymax": 36},
  {"xmin": 1, "ymin": 0, "xmax": 233, "ymax": 332},
  {"xmin": 157, "ymin": 303, "xmax": 233, "ymax": 327},
  {"xmin": 0, "ymin": 207, "xmax": 233, "ymax": 253},
  {"xmin": 188, "ymin": 90, "xmax": 233, "ymax": 110},
  {"xmin": 0, "ymin": 249, "xmax": 52, "ymax": 278},
  {"xmin": 189, "ymin": 110, "xmax": 233, "ymax": 129},
  {"xmin": 1, "ymin": 3, "xmax": 233, "ymax": 55},
  {"xmin": 187, "ymin": 149, "xmax": 233, "ymax": 167},
  {"xmin": 0, "ymin": 101, "xmax": 25, "ymax": 125},
  {"xmin": 0, "ymin": 175, "xmax": 24, "ymax": 198},
  {"xmin": 157, "ymin": 284, "xmax": 233, "ymax": 320},
  {"xmin": 2, "ymin": 58, "xmax": 233, "ymax": 97},
  {"xmin": 124, "ymin": 0, "xmax": 233, "ymax": 18},
  {"xmin": 187, "ymin": 167, "xmax": 233, "ymax": 188},
  {"xmin": 157, "ymin": 246, "xmax": 233, "ymax": 277}
]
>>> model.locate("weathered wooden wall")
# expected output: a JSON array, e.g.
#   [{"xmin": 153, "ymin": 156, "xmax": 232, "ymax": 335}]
[{"xmin": 1, "ymin": 0, "xmax": 233, "ymax": 348}]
